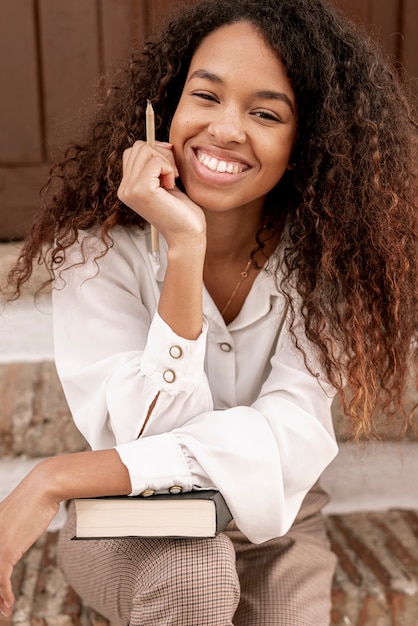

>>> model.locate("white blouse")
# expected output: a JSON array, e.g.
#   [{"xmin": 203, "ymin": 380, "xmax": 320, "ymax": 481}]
[{"xmin": 52, "ymin": 225, "xmax": 338, "ymax": 544}]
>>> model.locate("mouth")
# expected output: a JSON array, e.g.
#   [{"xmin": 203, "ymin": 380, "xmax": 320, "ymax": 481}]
[{"xmin": 194, "ymin": 149, "xmax": 250, "ymax": 175}]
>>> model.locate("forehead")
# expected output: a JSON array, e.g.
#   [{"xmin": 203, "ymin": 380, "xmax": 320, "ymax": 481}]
[{"xmin": 187, "ymin": 21, "xmax": 294, "ymax": 99}]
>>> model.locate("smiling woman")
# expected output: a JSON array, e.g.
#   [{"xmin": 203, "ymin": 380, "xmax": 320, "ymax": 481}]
[
  {"xmin": 2, "ymin": 0, "xmax": 418, "ymax": 625},
  {"xmin": 169, "ymin": 22, "xmax": 297, "ymax": 218}
]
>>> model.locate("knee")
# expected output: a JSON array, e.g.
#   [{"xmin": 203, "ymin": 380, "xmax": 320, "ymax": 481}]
[
  {"xmin": 138, "ymin": 534, "xmax": 240, "ymax": 624},
  {"xmin": 162, "ymin": 533, "xmax": 238, "ymax": 595},
  {"xmin": 182, "ymin": 533, "xmax": 239, "ymax": 596}
]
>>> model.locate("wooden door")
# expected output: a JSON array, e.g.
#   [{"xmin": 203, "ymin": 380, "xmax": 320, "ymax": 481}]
[
  {"xmin": 0, "ymin": 0, "xmax": 195, "ymax": 240},
  {"xmin": 0, "ymin": 0, "xmax": 415, "ymax": 240}
]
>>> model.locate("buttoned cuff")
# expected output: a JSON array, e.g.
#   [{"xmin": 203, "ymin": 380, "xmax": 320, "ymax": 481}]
[
  {"xmin": 140, "ymin": 312, "xmax": 208, "ymax": 394},
  {"xmin": 115, "ymin": 432, "xmax": 193, "ymax": 496}
]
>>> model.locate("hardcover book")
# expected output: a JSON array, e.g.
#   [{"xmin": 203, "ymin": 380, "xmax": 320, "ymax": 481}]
[{"xmin": 73, "ymin": 489, "xmax": 232, "ymax": 539}]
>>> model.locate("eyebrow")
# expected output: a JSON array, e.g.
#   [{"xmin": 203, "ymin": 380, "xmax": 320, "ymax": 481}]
[{"xmin": 187, "ymin": 68, "xmax": 295, "ymax": 114}]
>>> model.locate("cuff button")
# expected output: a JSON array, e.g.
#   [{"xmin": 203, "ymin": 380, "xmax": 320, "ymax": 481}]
[
  {"xmin": 163, "ymin": 369, "xmax": 176, "ymax": 383},
  {"xmin": 140, "ymin": 489, "xmax": 155, "ymax": 497},
  {"xmin": 169, "ymin": 485, "xmax": 183, "ymax": 495},
  {"xmin": 169, "ymin": 345, "xmax": 183, "ymax": 359}
]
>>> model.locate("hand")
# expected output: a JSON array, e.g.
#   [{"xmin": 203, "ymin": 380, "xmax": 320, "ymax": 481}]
[
  {"xmin": 0, "ymin": 464, "xmax": 59, "ymax": 617},
  {"xmin": 117, "ymin": 141, "xmax": 206, "ymax": 248}
]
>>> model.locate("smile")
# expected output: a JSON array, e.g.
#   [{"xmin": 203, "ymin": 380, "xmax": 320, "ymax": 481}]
[{"xmin": 195, "ymin": 150, "xmax": 249, "ymax": 175}]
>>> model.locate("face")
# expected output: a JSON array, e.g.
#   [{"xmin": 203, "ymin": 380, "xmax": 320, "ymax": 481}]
[{"xmin": 169, "ymin": 21, "xmax": 297, "ymax": 217}]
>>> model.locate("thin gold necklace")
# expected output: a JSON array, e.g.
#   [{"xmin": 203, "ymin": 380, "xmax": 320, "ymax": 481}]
[{"xmin": 221, "ymin": 259, "xmax": 253, "ymax": 317}]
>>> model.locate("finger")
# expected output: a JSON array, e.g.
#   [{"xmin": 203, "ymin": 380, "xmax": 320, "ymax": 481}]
[
  {"xmin": 155, "ymin": 142, "xmax": 180, "ymax": 180},
  {"xmin": 142, "ymin": 156, "xmax": 177, "ymax": 193},
  {"xmin": 160, "ymin": 170, "xmax": 177, "ymax": 190},
  {"xmin": 155, "ymin": 141, "xmax": 173, "ymax": 149},
  {"xmin": 121, "ymin": 141, "xmax": 146, "ymax": 177},
  {"xmin": 0, "ymin": 581, "xmax": 14, "ymax": 617},
  {"xmin": 122, "ymin": 142, "xmax": 177, "ymax": 182},
  {"xmin": 127, "ymin": 140, "xmax": 179, "ymax": 176},
  {"xmin": 0, "ymin": 602, "xmax": 13, "ymax": 618},
  {"xmin": 117, "ymin": 156, "xmax": 174, "ymax": 212}
]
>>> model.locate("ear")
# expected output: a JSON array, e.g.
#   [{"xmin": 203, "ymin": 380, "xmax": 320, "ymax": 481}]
[{"xmin": 286, "ymin": 161, "xmax": 296, "ymax": 171}]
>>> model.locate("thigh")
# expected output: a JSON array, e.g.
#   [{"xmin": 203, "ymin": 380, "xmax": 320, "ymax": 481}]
[
  {"xmin": 57, "ymin": 500, "xmax": 136, "ymax": 625},
  {"xmin": 58, "ymin": 501, "xmax": 240, "ymax": 626},
  {"xmin": 226, "ymin": 483, "xmax": 337, "ymax": 626}
]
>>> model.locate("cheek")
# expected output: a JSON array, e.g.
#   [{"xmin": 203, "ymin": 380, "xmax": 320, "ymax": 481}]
[
  {"xmin": 253, "ymin": 150, "xmax": 293, "ymax": 197},
  {"xmin": 168, "ymin": 107, "xmax": 181, "ymax": 145},
  {"xmin": 168, "ymin": 120, "xmax": 177, "ymax": 146},
  {"xmin": 168, "ymin": 102, "xmax": 191, "ymax": 145},
  {"xmin": 263, "ymin": 143, "xmax": 293, "ymax": 180},
  {"xmin": 268, "ymin": 132, "xmax": 297, "ymax": 171},
  {"xmin": 169, "ymin": 114, "xmax": 196, "ymax": 177}
]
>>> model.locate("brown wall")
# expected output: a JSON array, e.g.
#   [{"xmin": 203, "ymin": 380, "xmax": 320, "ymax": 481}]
[{"xmin": 0, "ymin": 0, "xmax": 416, "ymax": 240}]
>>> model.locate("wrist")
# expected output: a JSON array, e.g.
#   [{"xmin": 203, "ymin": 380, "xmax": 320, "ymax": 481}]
[
  {"xmin": 166, "ymin": 231, "xmax": 207, "ymax": 260},
  {"xmin": 32, "ymin": 457, "xmax": 64, "ymax": 504},
  {"xmin": 159, "ymin": 237, "xmax": 205, "ymax": 340},
  {"xmin": 31, "ymin": 450, "xmax": 132, "ymax": 503}
]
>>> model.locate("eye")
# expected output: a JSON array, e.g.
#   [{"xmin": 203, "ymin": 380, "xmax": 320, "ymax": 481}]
[
  {"xmin": 251, "ymin": 110, "xmax": 282, "ymax": 123},
  {"xmin": 192, "ymin": 92, "xmax": 219, "ymax": 103}
]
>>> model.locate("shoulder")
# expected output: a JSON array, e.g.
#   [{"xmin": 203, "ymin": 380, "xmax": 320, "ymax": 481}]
[
  {"xmin": 64, "ymin": 225, "xmax": 149, "ymax": 263},
  {"xmin": 54, "ymin": 225, "xmax": 153, "ymax": 287}
]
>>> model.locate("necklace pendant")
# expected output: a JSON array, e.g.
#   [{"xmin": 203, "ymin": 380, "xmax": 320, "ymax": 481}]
[{"xmin": 221, "ymin": 258, "xmax": 253, "ymax": 318}]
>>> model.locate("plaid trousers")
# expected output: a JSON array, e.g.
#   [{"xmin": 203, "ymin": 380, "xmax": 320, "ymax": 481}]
[{"xmin": 58, "ymin": 483, "xmax": 336, "ymax": 625}]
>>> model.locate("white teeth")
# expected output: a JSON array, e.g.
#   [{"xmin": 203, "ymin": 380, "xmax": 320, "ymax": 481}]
[{"xmin": 196, "ymin": 151, "xmax": 246, "ymax": 174}]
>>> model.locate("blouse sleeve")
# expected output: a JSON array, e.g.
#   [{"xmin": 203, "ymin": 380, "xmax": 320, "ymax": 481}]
[
  {"xmin": 116, "ymin": 324, "xmax": 338, "ymax": 544},
  {"xmin": 52, "ymin": 229, "xmax": 214, "ymax": 449}
]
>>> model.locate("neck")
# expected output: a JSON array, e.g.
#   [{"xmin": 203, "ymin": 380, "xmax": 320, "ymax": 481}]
[{"xmin": 204, "ymin": 209, "xmax": 264, "ymax": 264}]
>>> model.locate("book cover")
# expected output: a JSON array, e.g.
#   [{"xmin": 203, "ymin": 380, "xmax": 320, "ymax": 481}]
[{"xmin": 73, "ymin": 489, "xmax": 232, "ymax": 539}]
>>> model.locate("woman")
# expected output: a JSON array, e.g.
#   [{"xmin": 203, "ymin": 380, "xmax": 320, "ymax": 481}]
[{"xmin": 1, "ymin": 0, "xmax": 417, "ymax": 624}]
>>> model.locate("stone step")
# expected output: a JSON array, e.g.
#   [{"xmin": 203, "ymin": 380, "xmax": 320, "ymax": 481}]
[
  {"xmin": 328, "ymin": 510, "xmax": 418, "ymax": 625},
  {"xmin": 0, "ymin": 362, "xmax": 87, "ymax": 458},
  {"xmin": 0, "ymin": 509, "xmax": 417, "ymax": 626}
]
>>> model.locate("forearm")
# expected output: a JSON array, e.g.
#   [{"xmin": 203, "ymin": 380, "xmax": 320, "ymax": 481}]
[
  {"xmin": 35, "ymin": 449, "xmax": 132, "ymax": 504},
  {"xmin": 158, "ymin": 238, "xmax": 206, "ymax": 340}
]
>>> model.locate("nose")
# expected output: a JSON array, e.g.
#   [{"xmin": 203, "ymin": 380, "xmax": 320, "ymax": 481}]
[{"xmin": 207, "ymin": 105, "xmax": 246, "ymax": 144}]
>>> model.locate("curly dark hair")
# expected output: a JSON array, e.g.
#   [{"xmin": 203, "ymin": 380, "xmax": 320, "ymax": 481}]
[{"xmin": 6, "ymin": 0, "xmax": 418, "ymax": 437}]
